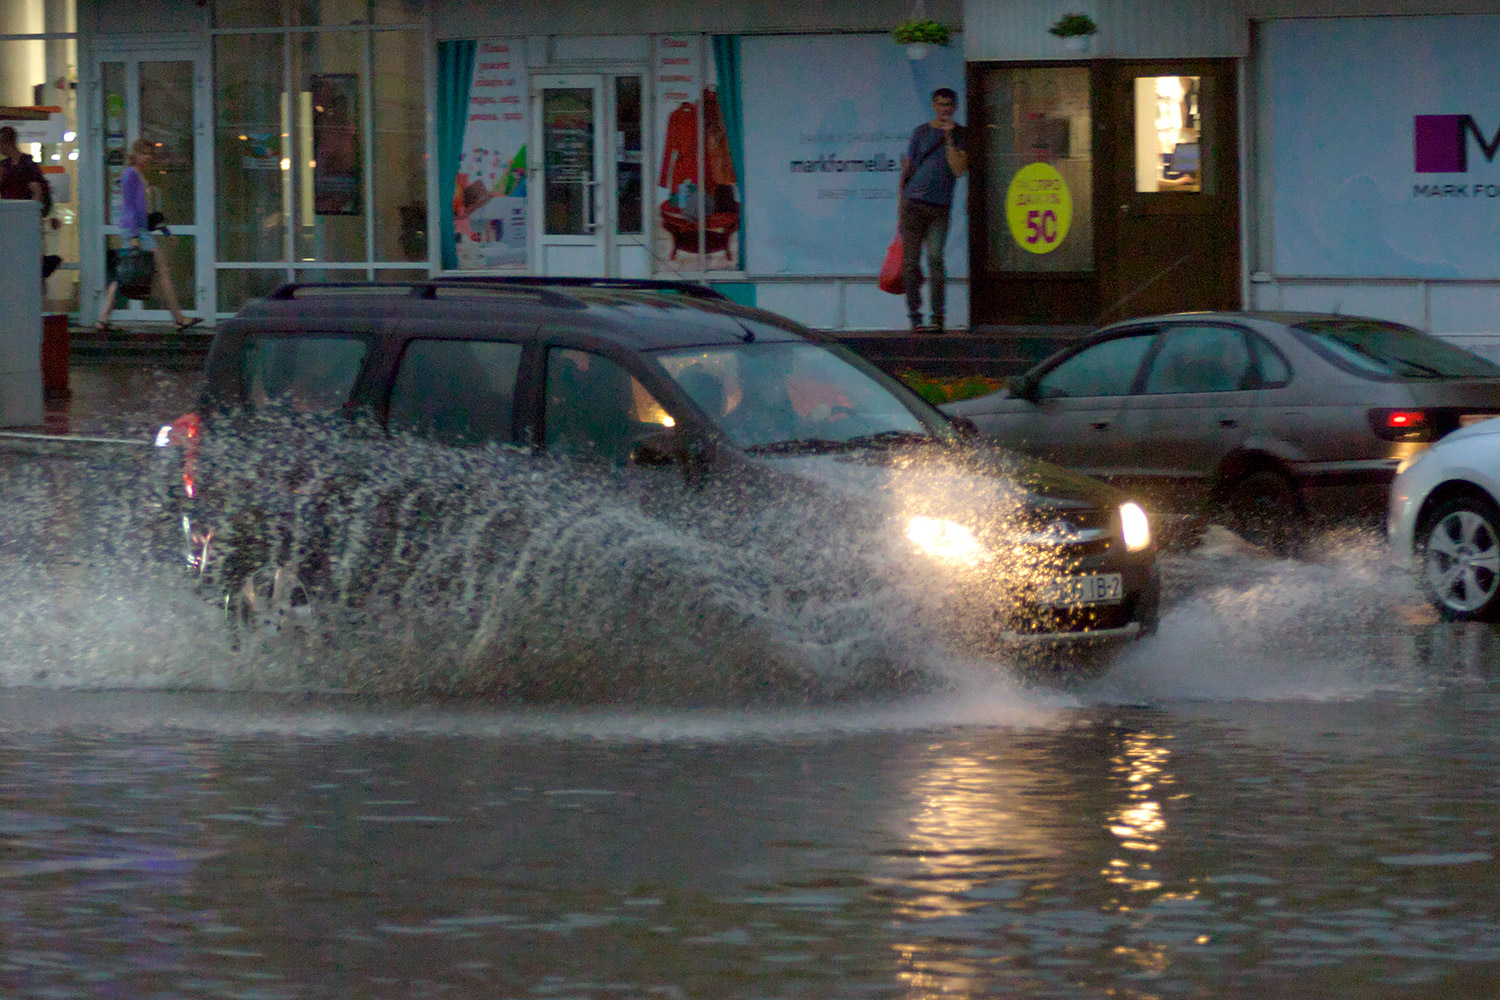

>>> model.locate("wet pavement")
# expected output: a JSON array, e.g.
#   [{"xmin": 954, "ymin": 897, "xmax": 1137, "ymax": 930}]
[{"xmin": 2, "ymin": 359, "xmax": 1500, "ymax": 997}]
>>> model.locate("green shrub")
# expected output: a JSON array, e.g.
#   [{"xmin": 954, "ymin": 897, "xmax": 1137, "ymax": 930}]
[
  {"xmin": 1049, "ymin": 13, "xmax": 1098, "ymax": 37},
  {"xmin": 893, "ymin": 19, "xmax": 951, "ymax": 45},
  {"xmin": 897, "ymin": 370, "xmax": 1004, "ymax": 405}
]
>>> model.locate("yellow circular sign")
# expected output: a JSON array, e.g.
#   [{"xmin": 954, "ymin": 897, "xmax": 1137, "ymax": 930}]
[{"xmin": 1005, "ymin": 163, "xmax": 1073, "ymax": 254}]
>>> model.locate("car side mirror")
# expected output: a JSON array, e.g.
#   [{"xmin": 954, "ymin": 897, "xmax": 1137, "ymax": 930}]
[
  {"xmin": 949, "ymin": 415, "xmax": 981, "ymax": 440},
  {"xmin": 1009, "ymin": 374, "xmax": 1040, "ymax": 402},
  {"xmin": 631, "ymin": 427, "xmax": 716, "ymax": 478}
]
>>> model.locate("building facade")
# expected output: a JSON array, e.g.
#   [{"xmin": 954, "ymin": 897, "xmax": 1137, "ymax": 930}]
[{"xmin": 2, "ymin": 1, "xmax": 1494, "ymax": 342}]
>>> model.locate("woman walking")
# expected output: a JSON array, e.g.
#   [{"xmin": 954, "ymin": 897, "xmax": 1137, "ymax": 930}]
[{"xmin": 96, "ymin": 138, "xmax": 200, "ymax": 332}]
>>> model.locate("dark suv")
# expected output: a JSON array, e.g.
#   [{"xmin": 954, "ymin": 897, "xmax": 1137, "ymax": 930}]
[{"xmin": 154, "ymin": 278, "xmax": 1159, "ymax": 686}]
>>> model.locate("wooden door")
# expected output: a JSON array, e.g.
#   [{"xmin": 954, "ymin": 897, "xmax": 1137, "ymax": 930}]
[{"xmin": 1095, "ymin": 60, "xmax": 1241, "ymax": 323}]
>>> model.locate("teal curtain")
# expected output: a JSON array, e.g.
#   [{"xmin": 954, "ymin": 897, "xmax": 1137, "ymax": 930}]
[
  {"xmin": 437, "ymin": 40, "xmax": 477, "ymax": 270},
  {"xmin": 712, "ymin": 35, "xmax": 745, "ymax": 268}
]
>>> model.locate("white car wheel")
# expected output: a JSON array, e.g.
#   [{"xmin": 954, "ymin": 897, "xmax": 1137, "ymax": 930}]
[{"xmin": 1420, "ymin": 496, "xmax": 1500, "ymax": 620}]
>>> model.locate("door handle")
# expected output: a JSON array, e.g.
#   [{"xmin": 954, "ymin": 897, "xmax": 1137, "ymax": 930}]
[
  {"xmin": 1219, "ymin": 418, "xmax": 1238, "ymax": 428},
  {"xmin": 1091, "ymin": 421, "xmax": 1110, "ymax": 431}
]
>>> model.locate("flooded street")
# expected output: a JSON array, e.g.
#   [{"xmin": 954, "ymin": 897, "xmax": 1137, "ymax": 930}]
[{"xmin": 3, "ymin": 443, "xmax": 1500, "ymax": 997}]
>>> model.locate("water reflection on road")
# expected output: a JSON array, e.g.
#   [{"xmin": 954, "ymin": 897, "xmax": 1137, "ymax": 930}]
[{"xmin": 4, "ymin": 445, "xmax": 1500, "ymax": 995}]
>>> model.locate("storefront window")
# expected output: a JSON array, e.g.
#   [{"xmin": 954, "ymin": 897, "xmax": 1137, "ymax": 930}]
[
  {"xmin": 1134, "ymin": 75, "xmax": 1203, "ymax": 194},
  {"xmin": 216, "ymin": 0, "xmax": 422, "ymax": 28},
  {"xmin": 215, "ymin": 20, "xmax": 425, "ymax": 308},
  {"xmin": 982, "ymin": 65, "xmax": 1093, "ymax": 273},
  {"xmin": 372, "ymin": 30, "xmax": 425, "ymax": 261},
  {"xmin": 215, "ymin": 33, "xmax": 286, "ymax": 262},
  {"xmin": 296, "ymin": 31, "xmax": 365, "ymax": 261},
  {"xmin": 0, "ymin": 15, "xmax": 80, "ymax": 313}
]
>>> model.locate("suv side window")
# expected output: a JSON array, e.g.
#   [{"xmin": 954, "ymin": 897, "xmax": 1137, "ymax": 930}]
[
  {"xmin": 1142, "ymin": 325, "xmax": 1252, "ymax": 394},
  {"xmin": 1037, "ymin": 334, "xmax": 1155, "ymax": 399},
  {"xmin": 388, "ymin": 339, "xmax": 523, "ymax": 445},
  {"xmin": 544, "ymin": 348, "xmax": 673, "ymax": 464},
  {"xmin": 242, "ymin": 335, "xmax": 368, "ymax": 413}
]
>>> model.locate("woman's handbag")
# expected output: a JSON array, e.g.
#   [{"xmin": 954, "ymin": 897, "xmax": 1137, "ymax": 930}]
[
  {"xmin": 113, "ymin": 247, "xmax": 156, "ymax": 300},
  {"xmin": 878, "ymin": 233, "xmax": 905, "ymax": 295}
]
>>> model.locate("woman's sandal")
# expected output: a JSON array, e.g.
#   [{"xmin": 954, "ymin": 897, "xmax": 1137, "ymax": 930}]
[
  {"xmin": 175, "ymin": 317, "xmax": 204, "ymax": 331},
  {"xmin": 94, "ymin": 321, "xmax": 118, "ymax": 334}
]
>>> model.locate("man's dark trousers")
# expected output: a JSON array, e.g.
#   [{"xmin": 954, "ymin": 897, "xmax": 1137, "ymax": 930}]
[{"xmin": 900, "ymin": 199, "xmax": 950, "ymax": 328}]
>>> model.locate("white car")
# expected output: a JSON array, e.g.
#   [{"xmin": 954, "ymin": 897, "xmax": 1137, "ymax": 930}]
[{"xmin": 1389, "ymin": 416, "xmax": 1500, "ymax": 620}]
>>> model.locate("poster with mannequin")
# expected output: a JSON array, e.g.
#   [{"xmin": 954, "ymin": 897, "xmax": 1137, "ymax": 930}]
[
  {"xmin": 652, "ymin": 35, "xmax": 743, "ymax": 273},
  {"xmin": 454, "ymin": 39, "xmax": 529, "ymax": 269}
]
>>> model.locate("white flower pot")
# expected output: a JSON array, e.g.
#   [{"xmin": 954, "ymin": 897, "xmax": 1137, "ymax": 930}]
[
  {"xmin": 906, "ymin": 42, "xmax": 931, "ymax": 60},
  {"xmin": 1062, "ymin": 35, "xmax": 1091, "ymax": 54}
]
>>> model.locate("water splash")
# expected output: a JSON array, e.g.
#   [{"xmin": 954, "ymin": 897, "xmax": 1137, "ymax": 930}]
[
  {"xmin": 3, "ymin": 424, "xmax": 1039, "ymax": 705},
  {"xmin": 1093, "ymin": 526, "xmax": 1439, "ymax": 702}
]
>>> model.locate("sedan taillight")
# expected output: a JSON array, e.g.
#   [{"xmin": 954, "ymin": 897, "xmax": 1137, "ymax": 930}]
[{"xmin": 1369, "ymin": 408, "xmax": 1437, "ymax": 442}]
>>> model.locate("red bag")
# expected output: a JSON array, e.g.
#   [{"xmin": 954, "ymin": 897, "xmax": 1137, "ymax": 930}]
[{"xmin": 878, "ymin": 234, "xmax": 905, "ymax": 295}]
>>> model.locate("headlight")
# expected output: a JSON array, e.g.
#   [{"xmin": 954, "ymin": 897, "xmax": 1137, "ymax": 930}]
[
  {"xmin": 906, "ymin": 516, "xmax": 987, "ymax": 564},
  {"xmin": 1119, "ymin": 502, "xmax": 1151, "ymax": 551}
]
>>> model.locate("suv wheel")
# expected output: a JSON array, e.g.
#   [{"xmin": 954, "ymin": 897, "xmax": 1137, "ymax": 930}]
[
  {"xmin": 1222, "ymin": 469, "xmax": 1305, "ymax": 556},
  {"xmin": 225, "ymin": 564, "xmax": 315, "ymax": 645},
  {"xmin": 1418, "ymin": 495, "xmax": 1500, "ymax": 621}
]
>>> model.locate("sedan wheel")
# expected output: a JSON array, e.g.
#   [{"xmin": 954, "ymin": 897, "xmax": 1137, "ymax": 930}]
[
  {"xmin": 1222, "ymin": 470, "xmax": 1305, "ymax": 556},
  {"xmin": 1421, "ymin": 497, "xmax": 1500, "ymax": 621}
]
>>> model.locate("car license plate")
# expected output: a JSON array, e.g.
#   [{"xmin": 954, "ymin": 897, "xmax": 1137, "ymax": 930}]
[
  {"xmin": 1036, "ymin": 572, "xmax": 1124, "ymax": 608},
  {"xmin": 1460, "ymin": 413, "xmax": 1497, "ymax": 428}
]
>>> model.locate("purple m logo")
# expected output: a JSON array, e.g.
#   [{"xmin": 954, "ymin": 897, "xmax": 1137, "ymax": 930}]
[{"xmin": 1415, "ymin": 115, "xmax": 1500, "ymax": 172}]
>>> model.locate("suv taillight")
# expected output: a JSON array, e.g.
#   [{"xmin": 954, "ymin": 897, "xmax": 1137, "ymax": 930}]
[
  {"xmin": 155, "ymin": 411, "xmax": 202, "ymax": 497},
  {"xmin": 1368, "ymin": 408, "xmax": 1437, "ymax": 442}
]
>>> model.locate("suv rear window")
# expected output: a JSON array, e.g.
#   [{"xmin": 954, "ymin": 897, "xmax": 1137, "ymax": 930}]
[
  {"xmin": 388, "ymin": 339, "xmax": 524, "ymax": 445},
  {"xmin": 1293, "ymin": 319, "xmax": 1500, "ymax": 381},
  {"xmin": 242, "ymin": 335, "xmax": 368, "ymax": 413}
]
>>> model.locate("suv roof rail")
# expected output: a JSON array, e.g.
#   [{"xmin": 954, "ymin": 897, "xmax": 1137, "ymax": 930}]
[
  {"xmin": 265, "ymin": 281, "xmax": 580, "ymax": 308},
  {"xmin": 431, "ymin": 275, "xmax": 730, "ymax": 301}
]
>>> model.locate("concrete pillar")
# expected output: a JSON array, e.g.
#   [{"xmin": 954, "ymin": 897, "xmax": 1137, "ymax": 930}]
[{"xmin": 0, "ymin": 199, "xmax": 43, "ymax": 428}]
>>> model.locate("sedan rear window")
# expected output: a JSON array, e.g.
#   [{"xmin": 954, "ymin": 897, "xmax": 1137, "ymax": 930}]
[{"xmin": 1293, "ymin": 320, "xmax": 1500, "ymax": 380}]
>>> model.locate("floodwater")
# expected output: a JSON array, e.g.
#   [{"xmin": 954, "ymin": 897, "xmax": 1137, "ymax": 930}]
[{"xmin": 2, "ymin": 437, "xmax": 1500, "ymax": 998}]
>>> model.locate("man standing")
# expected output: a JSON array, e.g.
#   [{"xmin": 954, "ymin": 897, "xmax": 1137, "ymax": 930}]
[
  {"xmin": 0, "ymin": 126, "xmax": 46, "ymax": 206},
  {"xmin": 898, "ymin": 88, "xmax": 967, "ymax": 333}
]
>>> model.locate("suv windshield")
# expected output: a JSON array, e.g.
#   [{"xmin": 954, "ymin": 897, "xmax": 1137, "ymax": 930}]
[
  {"xmin": 1293, "ymin": 319, "xmax": 1500, "ymax": 380},
  {"xmin": 658, "ymin": 342, "xmax": 953, "ymax": 451}
]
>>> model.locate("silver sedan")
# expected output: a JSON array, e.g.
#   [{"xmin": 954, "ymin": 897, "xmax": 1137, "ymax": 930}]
[{"xmin": 943, "ymin": 312, "xmax": 1500, "ymax": 549}]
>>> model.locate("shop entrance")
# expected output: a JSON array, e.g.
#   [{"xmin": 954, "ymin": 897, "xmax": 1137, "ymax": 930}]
[
  {"xmin": 531, "ymin": 72, "xmax": 647, "ymax": 278},
  {"xmin": 1095, "ymin": 59, "xmax": 1241, "ymax": 322},
  {"xmin": 89, "ymin": 40, "xmax": 212, "ymax": 324},
  {"xmin": 968, "ymin": 59, "xmax": 1239, "ymax": 326}
]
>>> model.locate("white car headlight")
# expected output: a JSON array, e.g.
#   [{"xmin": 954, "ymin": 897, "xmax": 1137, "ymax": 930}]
[
  {"xmin": 906, "ymin": 516, "xmax": 987, "ymax": 565},
  {"xmin": 1120, "ymin": 502, "xmax": 1151, "ymax": 551}
]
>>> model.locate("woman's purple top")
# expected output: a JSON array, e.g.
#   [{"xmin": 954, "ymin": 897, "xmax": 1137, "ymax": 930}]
[{"xmin": 119, "ymin": 166, "xmax": 148, "ymax": 237}]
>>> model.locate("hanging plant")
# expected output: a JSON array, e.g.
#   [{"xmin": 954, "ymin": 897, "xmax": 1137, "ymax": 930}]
[
  {"xmin": 892, "ymin": 19, "xmax": 951, "ymax": 46},
  {"xmin": 1049, "ymin": 13, "xmax": 1099, "ymax": 37}
]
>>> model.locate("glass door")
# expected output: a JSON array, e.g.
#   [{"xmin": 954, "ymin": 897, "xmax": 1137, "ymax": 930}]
[
  {"xmin": 534, "ymin": 75, "xmax": 606, "ymax": 276},
  {"xmin": 531, "ymin": 72, "xmax": 647, "ymax": 277},
  {"xmin": 93, "ymin": 46, "xmax": 211, "ymax": 324}
]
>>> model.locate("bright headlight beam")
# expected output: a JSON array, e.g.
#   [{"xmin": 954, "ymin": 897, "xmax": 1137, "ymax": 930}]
[
  {"xmin": 1120, "ymin": 502, "xmax": 1151, "ymax": 551},
  {"xmin": 906, "ymin": 516, "xmax": 987, "ymax": 564}
]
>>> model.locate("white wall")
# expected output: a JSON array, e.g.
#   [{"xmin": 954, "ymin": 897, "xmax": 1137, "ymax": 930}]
[{"xmin": 434, "ymin": 0, "xmax": 963, "ymax": 40}]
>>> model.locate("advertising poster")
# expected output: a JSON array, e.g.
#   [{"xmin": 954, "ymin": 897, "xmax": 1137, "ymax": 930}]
[
  {"xmin": 652, "ymin": 35, "xmax": 742, "ymax": 272},
  {"xmin": 739, "ymin": 34, "xmax": 966, "ymax": 276},
  {"xmin": 311, "ymin": 74, "xmax": 360, "ymax": 215},
  {"xmin": 1266, "ymin": 16, "xmax": 1500, "ymax": 278},
  {"xmin": 454, "ymin": 38, "xmax": 529, "ymax": 269}
]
